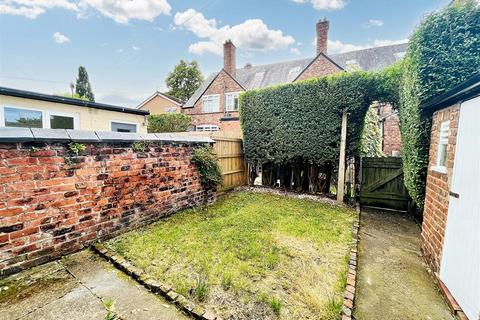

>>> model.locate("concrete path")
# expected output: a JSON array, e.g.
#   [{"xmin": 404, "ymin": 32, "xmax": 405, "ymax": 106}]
[
  {"xmin": 0, "ymin": 250, "xmax": 187, "ymax": 320},
  {"xmin": 354, "ymin": 209, "xmax": 454, "ymax": 320}
]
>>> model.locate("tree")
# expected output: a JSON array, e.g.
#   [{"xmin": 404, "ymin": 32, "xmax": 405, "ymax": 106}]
[
  {"xmin": 75, "ymin": 66, "xmax": 95, "ymax": 102},
  {"xmin": 59, "ymin": 93, "xmax": 90, "ymax": 101},
  {"xmin": 148, "ymin": 113, "xmax": 192, "ymax": 133},
  {"xmin": 165, "ymin": 60, "xmax": 204, "ymax": 103}
]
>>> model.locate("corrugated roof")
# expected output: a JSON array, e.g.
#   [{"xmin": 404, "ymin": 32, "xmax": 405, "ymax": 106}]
[{"xmin": 184, "ymin": 43, "xmax": 408, "ymax": 108}]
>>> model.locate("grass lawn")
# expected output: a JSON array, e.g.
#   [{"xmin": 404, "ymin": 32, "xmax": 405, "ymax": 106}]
[{"xmin": 106, "ymin": 191, "xmax": 356, "ymax": 319}]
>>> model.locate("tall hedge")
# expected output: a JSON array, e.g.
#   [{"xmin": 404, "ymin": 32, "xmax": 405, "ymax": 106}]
[{"xmin": 399, "ymin": 0, "xmax": 480, "ymax": 208}]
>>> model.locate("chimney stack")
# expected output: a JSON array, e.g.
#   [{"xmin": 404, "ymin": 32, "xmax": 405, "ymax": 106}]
[
  {"xmin": 223, "ymin": 40, "xmax": 236, "ymax": 77},
  {"xmin": 316, "ymin": 18, "xmax": 329, "ymax": 55}
]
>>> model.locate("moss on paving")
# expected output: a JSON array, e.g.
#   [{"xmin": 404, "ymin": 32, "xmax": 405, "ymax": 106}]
[{"xmin": 106, "ymin": 192, "xmax": 355, "ymax": 319}]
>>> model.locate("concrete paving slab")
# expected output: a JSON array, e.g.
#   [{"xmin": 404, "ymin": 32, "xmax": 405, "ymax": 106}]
[
  {"xmin": 354, "ymin": 209, "xmax": 454, "ymax": 320},
  {"xmin": 0, "ymin": 250, "xmax": 187, "ymax": 320}
]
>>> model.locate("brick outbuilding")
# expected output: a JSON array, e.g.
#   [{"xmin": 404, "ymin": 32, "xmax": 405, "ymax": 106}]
[{"xmin": 421, "ymin": 74, "xmax": 480, "ymax": 320}]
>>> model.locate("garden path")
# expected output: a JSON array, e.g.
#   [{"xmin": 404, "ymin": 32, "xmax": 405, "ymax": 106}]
[{"xmin": 354, "ymin": 209, "xmax": 453, "ymax": 320}]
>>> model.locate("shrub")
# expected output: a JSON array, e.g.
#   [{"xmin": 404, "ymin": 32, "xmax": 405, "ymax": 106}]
[
  {"xmin": 399, "ymin": 0, "xmax": 480, "ymax": 207},
  {"xmin": 148, "ymin": 113, "xmax": 192, "ymax": 133},
  {"xmin": 360, "ymin": 106, "xmax": 384, "ymax": 157},
  {"xmin": 191, "ymin": 146, "xmax": 222, "ymax": 189},
  {"xmin": 240, "ymin": 70, "xmax": 396, "ymax": 192}
]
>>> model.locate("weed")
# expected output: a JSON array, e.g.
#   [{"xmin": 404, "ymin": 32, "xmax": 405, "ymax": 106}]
[
  {"xmin": 192, "ymin": 273, "xmax": 209, "ymax": 302},
  {"xmin": 102, "ymin": 298, "xmax": 117, "ymax": 320},
  {"xmin": 259, "ymin": 293, "xmax": 281, "ymax": 316},
  {"xmin": 324, "ymin": 295, "xmax": 342, "ymax": 319},
  {"xmin": 221, "ymin": 272, "xmax": 233, "ymax": 290},
  {"xmin": 30, "ymin": 146, "xmax": 41, "ymax": 152},
  {"xmin": 68, "ymin": 142, "xmax": 86, "ymax": 155},
  {"xmin": 132, "ymin": 141, "xmax": 149, "ymax": 152}
]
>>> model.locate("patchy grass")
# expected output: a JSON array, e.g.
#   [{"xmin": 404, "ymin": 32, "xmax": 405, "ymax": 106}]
[{"xmin": 106, "ymin": 192, "xmax": 355, "ymax": 319}]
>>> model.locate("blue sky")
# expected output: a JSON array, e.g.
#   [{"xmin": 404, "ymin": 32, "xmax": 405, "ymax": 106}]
[{"xmin": 0, "ymin": 0, "xmax": 449, "ymax": 107}]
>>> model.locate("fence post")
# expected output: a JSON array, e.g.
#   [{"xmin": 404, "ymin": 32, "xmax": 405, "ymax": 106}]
[{"xmin": 337, "ymin": 112, "xmax": 348, "ymax": 204}]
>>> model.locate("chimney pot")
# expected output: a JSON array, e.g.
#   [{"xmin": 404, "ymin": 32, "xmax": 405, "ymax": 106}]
[
  {"xmin": 223, "ymin": 40, "xmax": 236, "ymax": 77},
  {"xmin": 316, "ymin": 18, "xmax": 329, "ymax": 55},
  {"xmin": 244, "ymin": 63, "xmax": 252, "ymax": 68}
]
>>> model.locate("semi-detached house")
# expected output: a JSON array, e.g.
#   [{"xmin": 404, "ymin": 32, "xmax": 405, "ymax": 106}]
[{"xmin": 183, "ymin": 19, "xmax": 406, "ymax": 156}]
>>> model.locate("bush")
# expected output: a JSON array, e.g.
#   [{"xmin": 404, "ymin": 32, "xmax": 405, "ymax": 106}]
[
  {"xmin": 360, "ymin": 106, "xmax": 384, "ymax": 157},
  {"xmin": 191, "ymin": 146, "xmax": 222, "ymax": 189},
  {"xmin": 240, "ymin": 71, "xmax": 396, "ymax": 192},
  {"xmin": 399, "ymin": 0, "xmax": 480, "ymax": 208},
  {"xmin": 148, "ymin": 113, "xmax": 192, "ymax": 133}
]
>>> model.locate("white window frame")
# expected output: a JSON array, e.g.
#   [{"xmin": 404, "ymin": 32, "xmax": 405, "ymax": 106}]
[
  {"xmin": 0, "ymin": 105, "xmax": 79, "ymax": 129},
  {"xmin": 110, "ymin": 120, "xmax": 139, "ymax": 133},
  {"xmin": 225, "ymin": 92, "xmax": 241, "ymax": 112},
  {"xmin": 45, "ymin": 110, "xmax": 79, "ymax": 129},
  {"xmin": 202, "ymin": 94, "xmax": 220, "ymax": 113},
  {"xmin": 432, "ymin": 120, "xmax": 450, "ymax": 174},
  {"xmin": 196, "ymin": 124, "xmax": 219, "ymax": 132}
]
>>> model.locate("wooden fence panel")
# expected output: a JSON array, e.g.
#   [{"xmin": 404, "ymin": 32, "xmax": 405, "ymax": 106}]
[
  {"xmin": 360, "ymin": 157, "xmax": 411, "ymax": 210},
  {"xmin": 211, "ymin": 137, "xmax": 247, "ymax": 191}
]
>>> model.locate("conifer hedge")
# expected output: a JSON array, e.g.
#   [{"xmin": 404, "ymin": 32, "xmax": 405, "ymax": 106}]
[
  {"xmin": 399, "ymin": 0, "xmax": 480, "ymax": 208},
  {"xmin": 240, "ymin": 71, "xmax": 397, "ymax": 193}
]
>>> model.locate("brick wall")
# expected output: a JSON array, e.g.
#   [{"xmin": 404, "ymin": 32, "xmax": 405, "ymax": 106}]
[
  {"xmin": 421, "ymin": 104, "xmax": 460, "ymax": 273},
  {"xmin": 295, "ymin": 54, "xmax": 342, "ymax": 82},
  {"xmin": 0, "ymin": 141, "xmax": 214, "ymax": 276},
  {"xmin": 378, "ymin": 104, "xmax": 402, "ymax": 156},
  {"xmin": 183, "ymin": 70, "xmax": 244, "ymax": 134}
]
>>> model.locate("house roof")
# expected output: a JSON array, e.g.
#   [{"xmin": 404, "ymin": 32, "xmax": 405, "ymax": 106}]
[
  {"xmin": 184, "ymin": 42, "xmax": 408, "ymax": 108},
  {"xmin": 0, "ymin": 86, "xmax": 150, "ymax": 116},
  {"xmin": 421, "ymin": 73, "xmax": 480, "ymax": 113},
  {"xmin": 136, "ymin": 91, "xmax": 183, "ymax": 109}
]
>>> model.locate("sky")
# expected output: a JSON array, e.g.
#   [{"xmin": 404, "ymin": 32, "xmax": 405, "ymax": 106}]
[{"xmin": 0, "ymin": 0, "xmax": 450, "ymax": 108}]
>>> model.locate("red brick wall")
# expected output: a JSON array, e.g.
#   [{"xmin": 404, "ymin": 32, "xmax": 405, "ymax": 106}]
[
  {"xmin": 0, "ymin": 142, "xmax": 214, "ymax": 276},
  {"xmin": 295, "ymin": 54, "xmax": 342, "ymax": 81},
  {"xmin": 183, "ymin": 70, "xmax": 244, "ymax": 135},
  {"xmin": 378, "ymin": 104, "xmax": 402, "ymax": 156},
  {"xmin": 421, "ymin": 104, "xmax": 460, "ymax": 273}
]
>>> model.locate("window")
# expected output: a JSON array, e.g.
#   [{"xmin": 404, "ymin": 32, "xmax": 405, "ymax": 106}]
[
  {"xmin": 225, "ymin": 92, "xmax": 241, "ymax": 112},
  {"xmin": 202, "ymin": 95, "xmax": 219, "ymax": 113},
  {"xmin": 4, "ymin": 107, "xmax": 43, "ymax": 128},
  {"xmin": 165, "ymin": 107, "xmax": 177, "ymax": 113},
  {"xmin": 1, "ymin": 106, "xmax": 79, "ymax": 129},
  {"xmin": 196, "ymin": 125, "xmax": 219, "ymax": 132},
  {"xmin": 434, "ymin": 121, "xmax": 450, "ymax": 173},
  {"xmin": 111, "ymin": 121, "xmax": 138, "ymax": 133}
]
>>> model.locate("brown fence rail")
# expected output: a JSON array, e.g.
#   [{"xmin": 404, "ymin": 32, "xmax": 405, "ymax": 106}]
[{"xmin": 360, "ymin": 157, "xmax": 411, "ymax": 211}]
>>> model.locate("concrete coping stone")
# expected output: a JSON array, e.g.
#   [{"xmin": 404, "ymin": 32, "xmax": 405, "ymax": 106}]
[
  {"xmin": 0, "ymin": 127, "xmax": 34, "ymax": 142},
  {"xmin": 0, "ymin": 127, "xmax": 213, "ymax": 144}
]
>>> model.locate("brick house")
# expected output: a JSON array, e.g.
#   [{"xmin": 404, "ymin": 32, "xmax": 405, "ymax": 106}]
[
  {"xmin": 183, "ymin": 19, "xmax": 405, "ymax": 155},
  {"xmin": 420, "ymin": 74, "xmax": 479, "ymax": 320}
]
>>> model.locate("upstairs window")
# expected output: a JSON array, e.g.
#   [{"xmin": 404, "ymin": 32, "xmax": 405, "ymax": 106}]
[
  {"xmin": 202, "ymin": 95, "xmax": 219, "ymax": 113},
  {"xmin": 225, "ymin": 92, "xmax": 241, "ymax": 112},
  {"xmin": 434, "ymin": 121, "xmax": 450, "ymax": 173}
]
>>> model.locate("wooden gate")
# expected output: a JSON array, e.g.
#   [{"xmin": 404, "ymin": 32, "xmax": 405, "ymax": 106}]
[
  {"xmin": 360, "ymin": 157, "xmax": 410, "ymax": 210},
  {"xmin": 211, "ymin": 136, "xmax": 247, "ymax": 191}
]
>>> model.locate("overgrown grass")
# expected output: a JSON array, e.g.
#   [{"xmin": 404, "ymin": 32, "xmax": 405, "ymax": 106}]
[{"xmin": 107, "ymin": 192, "xmax": 355, "ymax": 319}]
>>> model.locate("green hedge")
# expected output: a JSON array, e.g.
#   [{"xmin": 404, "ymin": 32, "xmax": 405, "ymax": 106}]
[
  {"xmin": 148, "ymin": 113, "xmax": 192, "ymax": 133},
  {"xmin": 240, "ymin": 70, "xmax": 399, "ymax": 193},
  {"xmin": 399, "ymin": 0, "xmax": 480, "ymax": 208}
]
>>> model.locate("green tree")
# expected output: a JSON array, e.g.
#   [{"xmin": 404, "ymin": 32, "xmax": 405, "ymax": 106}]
[
  {"xmin": 165, "ymin": 60, "xmax": 204, "ymax": 103},
  {"xmin": 360, "ymin": 106, "xmax": 384, "ymax": 157},
  {"xmin": 75, "ymin": 66, "xmax": 95, "ymax": 102},
  {"xmin": 59, "ymin": 93, "xmax": 90, "ymax": 101},
  {"xmin": 148, "ymin": 113, "xmax": 192, "ymax": 133}
]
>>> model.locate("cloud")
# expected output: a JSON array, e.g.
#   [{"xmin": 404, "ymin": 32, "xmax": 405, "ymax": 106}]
[
  {"xmin": 363, "ymin": 19, "xmax": 384, "ymax": 28},
  {"xmin": 78, "ymin": 0, "xmax": 171, "ymax": 24},
  {"xmin": 327, "ymin": 39, "xmax": 408, "ymax": 53},
  {"xmin": 290, "ymin": 0, "xmax": 347, "ymax": 10},
  {"xmin": 132, "ymin": 45, "xmax": 140, "ymax": 51},
  {"xmin": 0, "ymin": 0, "xmax": 171, "ymax": 24},
  {"xmin": 0, "ymin": 0, "xmax": 78, "ymax": 19},
  {"xmin": 53, "ymin": 31, "xmax": 70, "ymax": 43},
  {"xmin": 290, "ymin": 48, "xmax": 301, "ymax": 55},
  {"xmin": 174, "ymin": 9, "xmax": 295, "ymax": 56}
]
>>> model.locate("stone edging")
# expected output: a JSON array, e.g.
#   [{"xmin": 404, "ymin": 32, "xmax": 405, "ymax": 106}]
[
  {"xmin": 91, "ymin": 243, "xmax": 221, "ymax": 320},
  {"xmin": 341, "ymin": 209, "xmax": 360, "ymax": 320}
]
